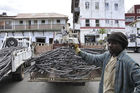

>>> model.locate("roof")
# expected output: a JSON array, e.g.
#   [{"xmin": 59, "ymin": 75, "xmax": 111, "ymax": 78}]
[
  {"xmin": 15, "ymin": 13, "xmax": 68, "ymax": 19},
  {"xmin": 0, "ymin": 15, "xmax": 16, "ymax": 19}
]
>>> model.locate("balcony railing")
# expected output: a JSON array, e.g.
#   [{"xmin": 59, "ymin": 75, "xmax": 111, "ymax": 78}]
[{"xmin": 0, "ymin": 24, "xmax": 64, "ymax": 31}]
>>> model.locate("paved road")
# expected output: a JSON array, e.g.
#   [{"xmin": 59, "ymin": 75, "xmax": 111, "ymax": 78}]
[
  {"xmin": 127, "ymin": 52, "xmax": 140, "ymax": 64},
  {"xmin": 0, "ymin": 52, "xmax": 140, "ymax": 93},
  {"xmin": 0, "ymin": 74, "xmax": 99, "ymax": 93}
]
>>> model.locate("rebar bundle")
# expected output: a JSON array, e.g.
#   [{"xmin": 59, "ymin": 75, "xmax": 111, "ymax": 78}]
[
  {"xmin": 29, "ymin": 47, "xmax": 104, "ymax": 79},
  {"xmin": 0, "ymin": 47, "xmax": 23, "ymax": 80}
]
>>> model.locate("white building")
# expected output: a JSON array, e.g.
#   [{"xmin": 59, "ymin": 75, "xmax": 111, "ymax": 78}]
[
  {"xmin": 0, "ymin": 13, "xmax": 68, "ymax": 44},
  {"xmin": 71, "ymin": 0, "xmax": 125, "ymax": 44},
  {"xmin": 125, "ymin": 20, "xmax": 140, "ymax": 36}
]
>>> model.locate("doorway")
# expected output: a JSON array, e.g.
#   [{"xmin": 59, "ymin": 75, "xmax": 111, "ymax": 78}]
[{"xmin": 49, "ymin": 38, "xmax": 53, "ymax": 44}]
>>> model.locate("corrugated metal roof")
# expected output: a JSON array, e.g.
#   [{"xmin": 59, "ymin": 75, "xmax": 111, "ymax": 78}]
[{"xmin": 15, "ymin": 13, "xmax": 68, "ymax": 19}]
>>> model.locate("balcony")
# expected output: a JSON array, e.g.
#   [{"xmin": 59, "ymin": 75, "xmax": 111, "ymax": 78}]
[{"xmin": 0, "ymin": 24, "xmax": 64, "ymax": 31}]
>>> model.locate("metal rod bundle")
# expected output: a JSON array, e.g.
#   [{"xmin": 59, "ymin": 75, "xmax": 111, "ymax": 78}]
[
  {"xmin": 29, "ymin": 47, "xmax": 104, "ymax": 79},
  {"xmin": 0, "ymin": 47, "xmax": 24, "ymax": 80}
]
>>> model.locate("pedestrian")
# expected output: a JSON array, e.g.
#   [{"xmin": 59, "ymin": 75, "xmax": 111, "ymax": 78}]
[{"xmin": 74, "ymin": 32, "xmax": 140, "ymax": 93}]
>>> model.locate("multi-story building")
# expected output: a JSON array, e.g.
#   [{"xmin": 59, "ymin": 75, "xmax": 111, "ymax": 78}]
[
  {"xmin": 72, "ymin": 0, "xmax": 125, "ymax": 44},
  {"xmin": 125, "ymin": 4, "xmax": 140, "ymax": 25},
  {"xmin": 0, "ymin": 13, "xmax": 68, "ymax": 44},
  {"xmin": 125, "ymin": 5, "xmax": 140, "ymax": 38}
]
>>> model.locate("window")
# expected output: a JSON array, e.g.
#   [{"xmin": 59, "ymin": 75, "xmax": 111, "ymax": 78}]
[
  {"xmin": 115, "ymin": 20, "xmax": 119, "ymax": 24},
  {"xmin": 105, "ymin": 3, "xmax": 109, "ymax": 10},
  {"xmin": 85, "ymin": 19, "xmax": 90, "ymax": 26},
  {"xmin": 75, "ymin": 1, "xmax": 79, "ymax": 7},
  {"xmin": 19, "ymin": 20, "xmax": 23, "ymax": 24},
  {"xmin": 5, "ymin": 21, "xmax": 11, "ymax": 24},
  {"xmin": 137, "ymin": 9, "xmax": 140, "ymax": 14},
  {"xmin": 41, "ymin": 20, "xmax": 45, "ymax": 24},
  {"xmin": 49, "ymin": 38, "xmax": 53, "ymax": 44},
  {"xmin": 114, "ymin": 3, "xmax": 118, "ymax": 11},
  {"xmin": 85, "ymin": 35, "xmax": 96, "ymax": 43},
  {"xmin": 34, "ymin": 20, "xmax": 38, "ymax": 24},
  {"xmin": 85, "ymin": 2, "xmax": 89, "ymax": 9},
  {"xmin": 105, "ymin": 19, "xmax": 109, "ymax": 24},
  {"xmin": 57, "ymin": 19, "xmax": 60, "ymax": 24},
  {"xmin": 28, "ymin": 20, "xmax": 31, "ymax": 25},
  {"xmin": 48, "ymin": 20, "xmax": 51, "ymax": 24},
  {"xmin": 125, "ymin": 17, "xmax": 134, "ymax": 22},
  {"xmin": 95, "ymin": 19, "xmax": 100, "ymax": 27},
  {"xmin": 95, "ymin": 2, "xmax": 99, "ymax": 10},
  {"xmin": 36, "ymin": 38, "xmax": 46, "ymax": 43},
  {"xmin": 137, "ymin": 16, "xmax": 140, "ymax": 19}
]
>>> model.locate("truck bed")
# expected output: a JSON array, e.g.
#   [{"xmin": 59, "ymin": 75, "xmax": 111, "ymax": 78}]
[{"xmin": 30, "ymin": 68, "xmax": 101, "ymax": 82}]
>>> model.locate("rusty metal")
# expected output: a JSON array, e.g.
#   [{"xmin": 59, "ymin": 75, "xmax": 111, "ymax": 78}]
[{"xmin": 29, "ymin": 47, "xmax": 104, "ymax": 80}]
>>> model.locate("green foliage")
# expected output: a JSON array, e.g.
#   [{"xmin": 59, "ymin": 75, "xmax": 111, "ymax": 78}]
[
  {"xmin": 98, "ymin": 39, "xmax": 104, "ymax": 44},
  {"xmin": 99, "ymin": 28, "xmax": 106, "ymax": 35},
  {"xmin": 99, "ymin": 28, "xmax": 106, "ymax": 40}
]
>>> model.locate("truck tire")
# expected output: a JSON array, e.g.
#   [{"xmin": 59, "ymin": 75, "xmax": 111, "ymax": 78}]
[
  {"xmin": 6, "ymin": 37, "xmax": 18, "ymax": 47},
  {"xmin": 138, "ymin": 48, "xmax": 140, "ymax": 53},
  {"xmin": 134, "ymin": 49, "xmax": 137, "ymax": 53},
  {"xmin": 12, "ymin": 65, "xmax": 24, "ymax": 81},
  {"xmin": 134, "ymin": 48, "xmax": 140, "ymax": 53}
]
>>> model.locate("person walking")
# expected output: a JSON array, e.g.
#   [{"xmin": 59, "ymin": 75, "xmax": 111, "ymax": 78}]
[{"xmin": 74, "ymin": 32, "xmax": 140, "ymax": 93}]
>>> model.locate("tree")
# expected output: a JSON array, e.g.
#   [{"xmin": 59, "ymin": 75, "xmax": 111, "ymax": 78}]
[{"xmin": 99, "ymin": 28, "xmax": 106, "ymax": 40}]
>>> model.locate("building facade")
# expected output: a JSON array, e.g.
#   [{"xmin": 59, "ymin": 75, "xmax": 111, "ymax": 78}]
[
  {"xmin": 125, "ymin": 5, "xmax": 140, "ymax": 38},
  {"xmin": 72, "ymin": 0, "xmax": 125, "ymax": 44},
  {"xmin": 0, "ymin": 13, "xmax": 68, "ymax": 44},
  {"xmin": 125, "ymin": 4, "xmax": 140, "ymax": 25}
]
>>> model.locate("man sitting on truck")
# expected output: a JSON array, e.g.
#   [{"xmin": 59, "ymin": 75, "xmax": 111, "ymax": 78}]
[{"xmin": 74, "ymin": 32, "xmax": 140, "ymax": 93}]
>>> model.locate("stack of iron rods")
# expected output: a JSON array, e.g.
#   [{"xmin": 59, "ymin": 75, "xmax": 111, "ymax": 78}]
[
  {"xmin": 29, "ymin": 47, "xmax": 103, "ymax": 79},
  {"xmin": 0, "ymin": 47, "xmax": 24, "ymax": 80}
]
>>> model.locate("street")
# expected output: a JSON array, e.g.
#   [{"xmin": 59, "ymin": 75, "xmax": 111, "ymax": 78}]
[
  {"xmin": 0, "ymin": 74, "xmax": 99, "ymax": 93},
  {"xmin": 0, "ymin": 52, "xmax": 140, "ymax": 93},
  {"xmin": 127, "ymin": 52, "xmax": 140, "ymax": 64}
]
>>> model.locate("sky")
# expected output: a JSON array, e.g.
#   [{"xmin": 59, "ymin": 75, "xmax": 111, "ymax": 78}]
[{"xmin": 0, "ymin": 0, "xmax": 140, "ymax": 24}]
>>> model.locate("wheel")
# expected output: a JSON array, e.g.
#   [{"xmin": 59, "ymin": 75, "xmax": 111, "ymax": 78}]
[
  {"xmin": 6, "ymin": 37, "xmax": 18, "ymax": 47},
  {"xmin": 12, "ymin": 65, "xmax": 24, "ymax": 81},
  {"xmin": 138, "ymin": 48, "xmax": 140, "ymax": 53},
  {"xmin": 134, "ymin": 48, "xmax": 140, "ymax": 53}
]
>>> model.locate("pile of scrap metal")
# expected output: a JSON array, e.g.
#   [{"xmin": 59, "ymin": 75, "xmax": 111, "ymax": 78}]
[
  {"xmin": 29, "ymin": 47, "xmax": 105, "ymax": 80},
  {"xmin": 0, "ymin": 47, "xmax": 23, "ymax": 80}
]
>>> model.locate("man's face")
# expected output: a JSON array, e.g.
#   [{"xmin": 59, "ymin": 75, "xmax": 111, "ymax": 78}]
[{"xmin": 107, "ymin": 40, "xmax": 123, "ymax": 56}]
